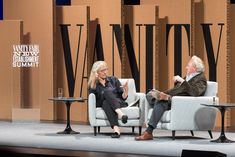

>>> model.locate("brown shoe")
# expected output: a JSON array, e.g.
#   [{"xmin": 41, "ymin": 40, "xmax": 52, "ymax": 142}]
[{"xmin": 135, "ymin": 131, "xmax": 153, "ymax": 141}]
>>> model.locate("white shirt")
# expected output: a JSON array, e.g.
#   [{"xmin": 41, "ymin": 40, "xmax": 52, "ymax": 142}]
[{"xmin": 186, "ymin": 72, "xmax": 200, "ymax": 82}]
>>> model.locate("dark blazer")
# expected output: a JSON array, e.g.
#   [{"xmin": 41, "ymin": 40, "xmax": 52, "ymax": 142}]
[
  {"xmin": 89, "ymin": 76, "xmax": 126, "ymax": 107},
  {"xmin": 165, "ymin": 72, "xmax": 207, "ymax": 97}
]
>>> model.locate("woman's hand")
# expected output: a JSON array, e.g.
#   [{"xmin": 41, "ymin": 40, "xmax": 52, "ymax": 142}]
[
  {"xmin": 122, "ymin": 80, "xmax": 129, "ymax": 99},
  {"xmin": 98, "ymin": 76, "xmax": 106, "ymax": 86}
]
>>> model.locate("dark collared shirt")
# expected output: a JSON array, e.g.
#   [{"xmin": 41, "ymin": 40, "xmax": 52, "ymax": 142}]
[{"xmin": 89, "ymin": 76, "xmax": 126, "ymax": 107}]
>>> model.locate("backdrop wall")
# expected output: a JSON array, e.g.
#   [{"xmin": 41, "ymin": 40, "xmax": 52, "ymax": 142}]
[{"xmin": 0, "ymin": 0, "xmax": 235, "ymax": 127}]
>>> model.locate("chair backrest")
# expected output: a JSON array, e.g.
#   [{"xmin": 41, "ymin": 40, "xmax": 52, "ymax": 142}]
[
  {"xmin": 119, "ymin": 78, "xmax": 136, "ymax": 104},
  {"xmin": 204, "ymin": 81, "xmax": 218, "ymax": 96}
]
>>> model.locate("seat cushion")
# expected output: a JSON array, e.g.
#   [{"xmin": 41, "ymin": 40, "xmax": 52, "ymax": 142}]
[
  {"xmin": 96, "ymin": 107, "xmax": 140, "ymax": 120},
  {"xmin": 148, "ymin": 108, "xmax": 171, "ymax": 123}
]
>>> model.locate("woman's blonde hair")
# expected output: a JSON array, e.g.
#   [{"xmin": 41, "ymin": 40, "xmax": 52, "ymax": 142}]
[{"xmin": 88, "ymin": 61, "xmax": 108, "ymax": 88}]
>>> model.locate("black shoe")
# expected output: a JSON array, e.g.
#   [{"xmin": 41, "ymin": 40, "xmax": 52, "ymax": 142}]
[
  {"xmin": 111, "ymin": 132, "xmax": 120, "ymax": 138},
  {"xmin": 121, "ymin": 115, "xmax": 128, "ymax": 124}
]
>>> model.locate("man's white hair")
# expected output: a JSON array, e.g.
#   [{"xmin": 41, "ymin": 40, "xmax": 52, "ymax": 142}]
[{"xmin": 191, "ymin": 55, "xmax": 205, "ymax": 72}]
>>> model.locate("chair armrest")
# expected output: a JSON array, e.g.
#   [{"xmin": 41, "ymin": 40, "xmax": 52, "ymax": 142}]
[
  {"xmin": 170, "ymin": 96, "xmax": 218, "ymax": 130},
  {"xmin": 88, "ymin": 93, "xmax": 97, "ymax": 126},
  {"xmin": 135, "ymin": 92, "xmax": 146, "ymax": 125}
]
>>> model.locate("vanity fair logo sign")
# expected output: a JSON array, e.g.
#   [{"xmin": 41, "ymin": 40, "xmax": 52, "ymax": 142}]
[{"xmin": 12, "ymin": 44, "xmax": 39, "ymax": 67}]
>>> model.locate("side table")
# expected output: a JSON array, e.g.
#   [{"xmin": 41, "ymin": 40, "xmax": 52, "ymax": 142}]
[
  {"xmin": 201, "ymin": 103, "xmax": 235, "ymax": 143},
  {"xmin": 49, "ymin": 97, "xmax": 85, "ymax": 134}
]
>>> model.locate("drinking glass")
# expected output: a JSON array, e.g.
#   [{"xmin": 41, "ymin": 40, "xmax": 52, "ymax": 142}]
[{"xmin": 58, "ymin": 88, "xmax": 63, "ymax": 98}]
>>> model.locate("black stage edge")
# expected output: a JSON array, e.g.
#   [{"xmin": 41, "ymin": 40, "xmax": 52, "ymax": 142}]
[
  {"xmin": 181, "ymin": 149, "xmax": 227, "ymax": 157},
  {"xmin": 0, "ymin": 146, "xmax": 176, "ymax": 157}
]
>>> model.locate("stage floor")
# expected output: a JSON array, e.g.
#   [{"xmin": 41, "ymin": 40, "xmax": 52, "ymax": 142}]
[{"xmin": 0, "ymin": 121, "xmax": 235, "ymax": 157}]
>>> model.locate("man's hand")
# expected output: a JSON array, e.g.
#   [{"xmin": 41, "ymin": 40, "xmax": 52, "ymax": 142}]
[
  {"xmin": 173, "ymin": 75, "xmax": 184, "ymax": 83},
  {"xmin": 159, "ymin": 92, "xmax": 171, "ymax": 101},
  {"xmin": 149, "ymin": 89, "xmax": 160, "ymax": 99}
]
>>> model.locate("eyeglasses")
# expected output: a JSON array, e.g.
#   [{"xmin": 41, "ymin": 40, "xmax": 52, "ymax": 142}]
[{"xmin": 98, "ymin": 68, "xmax": 108, "ymax": 73}]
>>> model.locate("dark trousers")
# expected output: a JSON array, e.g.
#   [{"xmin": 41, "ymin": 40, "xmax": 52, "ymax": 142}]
[
  {"xmin": 102, "ymin": 90, "xmax": 127, "ymax": 127},
  {"xmin": 148, "ymin": 100, "xmax": 171, "ymax": 129}
]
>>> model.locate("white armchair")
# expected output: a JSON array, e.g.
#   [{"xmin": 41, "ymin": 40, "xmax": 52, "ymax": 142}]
[
  {"xmin": 88, "ymin": 78, "xmax": 145, "ymax": 136},
  {"xmin": 146, "ymin": 81, "xmax": 218, "ymax": 140}
]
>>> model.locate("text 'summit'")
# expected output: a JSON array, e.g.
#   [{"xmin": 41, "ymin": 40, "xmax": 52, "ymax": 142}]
[{"xmin": 12, "ymin": 44, "xmax": 39, "ymax": 67}]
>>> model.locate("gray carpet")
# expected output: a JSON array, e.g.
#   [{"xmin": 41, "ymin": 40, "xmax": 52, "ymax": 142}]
[{"xmin": 0, "ymin": 121, "xmax": 235, "ymax": 157}]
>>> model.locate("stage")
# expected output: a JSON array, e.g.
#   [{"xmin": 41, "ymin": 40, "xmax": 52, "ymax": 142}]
[{"xmin": 0, "ymin": 121, "xmax": 235, "ymax": 157}]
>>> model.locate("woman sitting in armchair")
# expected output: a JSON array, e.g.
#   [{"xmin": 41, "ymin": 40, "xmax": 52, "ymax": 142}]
[{"xmin": 88, "ymin": 61, "xmax": 129, "ymax": 138}]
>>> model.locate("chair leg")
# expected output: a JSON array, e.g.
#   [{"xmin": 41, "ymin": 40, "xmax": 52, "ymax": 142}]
[
  {"xmin": 208, "ymin": 130, "xmax": 213, "ymax": 139},
  {"xmin": 172, "ymin": 130, "xmax": 175, "ymax": 140},
  {"xmin": 190, "ymin": 130, "xmax": 194, "ymax": 136},
  {"xmin": 139, "ymin": 126, "xmax": 142, "ymax": 136},
  {"xmin": 132, "ymin": 126, "xmax": 135, "ymax": 133},
  {"xmin": 94, "ymin": 127, "xmax": 97, "ymax": 136},
  {"xmin": 98, "ymin": 126, "xmax": 101, "ymax": 133}
]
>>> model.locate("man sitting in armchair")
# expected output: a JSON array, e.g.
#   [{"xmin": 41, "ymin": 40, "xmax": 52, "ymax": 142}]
[{"xmin": 135, "ymin": 55, "xmax": 207, "ymax": 141}]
